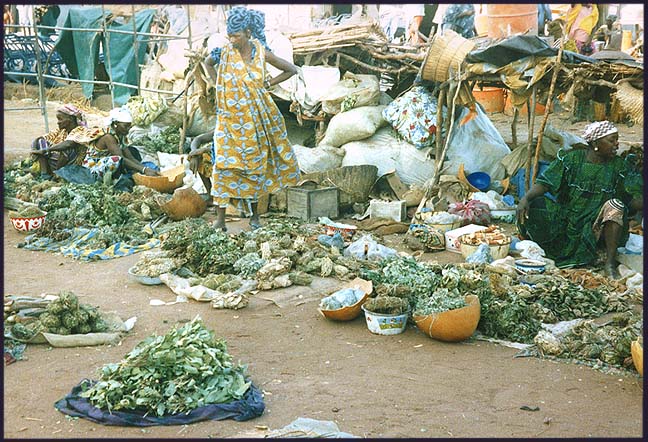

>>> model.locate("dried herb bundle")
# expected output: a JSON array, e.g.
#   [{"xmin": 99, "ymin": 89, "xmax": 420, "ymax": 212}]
[{"xmin": 80, "ymin": 317, "xmax": 250, "ymax": 417}]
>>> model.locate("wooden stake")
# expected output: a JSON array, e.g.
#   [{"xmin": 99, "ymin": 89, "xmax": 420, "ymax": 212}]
[
  {"xmin": 179, "ymin": 5, "xmax": 193, "ymax": 155},
  {"xmin": 511, "ymin": 106, "xmax": 518, "ymax": 149},
  {"xmin": 524, "ymin": 85, "xmax": 537, "ymax": 194},
  {"xmin": 435, "ymin": 87, "xmax": 446, "ymax": 161},
  {"xmin": 532, "ymin": 26, "xmax": 565, "ymax": 183}
]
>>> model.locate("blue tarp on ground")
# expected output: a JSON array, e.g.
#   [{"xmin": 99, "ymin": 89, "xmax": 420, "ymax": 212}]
[{"xmin": 55, "ymin": 379, "xmax": 265, "ymax": 426}]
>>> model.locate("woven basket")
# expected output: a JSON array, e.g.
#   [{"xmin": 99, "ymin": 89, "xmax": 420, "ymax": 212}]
[
  {"xmin": 422, "ymin": 29, "xmax": 476, "ymax": 82},
  {"xmin": 614, "ymin": 81, "xmax": 643, "ymax": 125}
]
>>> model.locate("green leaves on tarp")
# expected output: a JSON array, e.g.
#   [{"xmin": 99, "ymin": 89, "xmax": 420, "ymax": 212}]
[{"xmin": 80, "ymin": 316, "xmax": 250, "ymax": 417}]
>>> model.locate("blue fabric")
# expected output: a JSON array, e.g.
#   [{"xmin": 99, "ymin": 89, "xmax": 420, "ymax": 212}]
[
  {"xmin": 55, "ymin": 379, "xmax": 265, "ymax": 426},
  {"xmin": 442, "ymin": 4, "xmax": 476, "ymax": 39},
  {"xmin": 226, "ymin": 6, "xmax": 269, "ymax": 50}
]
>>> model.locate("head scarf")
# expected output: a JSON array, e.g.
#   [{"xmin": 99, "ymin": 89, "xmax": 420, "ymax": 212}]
[
  {"xmin": 57, "ymin": 103, "xmax": 87, "ymax": 127},
  {"xmin": 226, "ymin": 6, "xmax": 269, "ymax": 49},
  {"xmin": 582, "ymin": 120, "xmax": 618, "ymax": 143},
  {"xmin": 106, "ymin": 106, "xmax": 133, "ymax": 126}
]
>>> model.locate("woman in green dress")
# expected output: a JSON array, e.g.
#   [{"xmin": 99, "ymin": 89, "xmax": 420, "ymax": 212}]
[{"xmin": 517, "ymin": 121, "xmax": 642, "ymax": 279}]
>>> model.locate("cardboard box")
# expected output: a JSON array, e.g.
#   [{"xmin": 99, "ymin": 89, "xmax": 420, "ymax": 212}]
[
  {"xmin": 369, "ymin": 199, "xmax": 407, "ymax": 222},
  {"xmin": 444, "ymin": 224, "xmax": 489, "ymax": 253}
]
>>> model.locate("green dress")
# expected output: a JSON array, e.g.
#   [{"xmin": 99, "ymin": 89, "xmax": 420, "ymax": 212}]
[{"xmin": 518, "ymin": 148, "xmax": 642, "ymax": 268}]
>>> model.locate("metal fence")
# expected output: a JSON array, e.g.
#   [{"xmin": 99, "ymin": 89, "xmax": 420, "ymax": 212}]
[{"xmin": 4, "ymin": 5, "xmax": 195, "ymax": 135}]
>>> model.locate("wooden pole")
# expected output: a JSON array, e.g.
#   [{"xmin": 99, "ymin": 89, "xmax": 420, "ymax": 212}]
[
  {"xmin": 101, "ymin": 5, "xmax": 115, "ymax": 109},
  {"xmin": 31, "ymin": 8, "xmax": 49, "ymax": 132},
  {"xmin": 524, "ymin": 85, "xmax": 537, "ymax": 194},
  {"xmin": 532, "ymin": 26, "xmax": 565, "ymax": 183},
  {"xmin": 511, "ymin": 106, "xmax": 518, "ymax": 149},
  {"xmin": 435, "ymin": 87, "xmax": 446, "ymax": 161},
  {"xmin": 131, "ymin": 5, "xmax": 140, "ymax": 95},
  {"xmin": 179, "ymin": 5, "xmax": 193, "ymax": 155}
]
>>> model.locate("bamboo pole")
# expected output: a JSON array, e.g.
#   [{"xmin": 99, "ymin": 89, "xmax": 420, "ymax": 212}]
[
  {"xmin": 524, "ymin": 85, "xmax": 537, "ymax": 194},
  {"xmin": 179, "ymin": 5, "xmax": 193, "ymax": 155},
  {"xmin": 435, "ymin": 87, "xmax": 446, "ymax": 161},
  {"xmin": 31, "ymin": 8, "xmax": 49, "ymax": 132},
  {"xmin": 131, "ymin": 5, "xmax": 140, "ymax": 95},
  {"xmin": 101, "ymin": 5, "xmax": 115, "ymax": 109},
  {"xmin": 532, "ymin": 27, "xmax": 565, "ymax": 184}
]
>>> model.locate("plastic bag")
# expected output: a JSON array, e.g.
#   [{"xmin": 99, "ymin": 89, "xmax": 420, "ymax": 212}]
[
  {"xmin": 319, "ymin": 105, "xmax": 386, "ymax": 147},
  {"xmin": 320, "ymin": 72, "xmax": 380, "ymax": 115},
  {"xmin": 443, "ymin": 105, "xmax": 511, "ymax": 180},
  {"xmin": 448, "ymin": 200, "xmax": 491, "ymax": 226},
  {"xmin": 317, "ymin": 232, "xmax": 345, "ymax": 251},
  {"xmin": 514, "ymin": 240, "xmax": 546, "ymax": 260},
  {"xmin": 320, "ymin": 288, "xmax": 364, "ymax": 310},
  {"xmin": 343, "ymin": 234, "xmax": 398, "ymax": 261},
  {"xmin": 465, "ymin": 243, "xmax": 493, "ymax": 264},
  {"xmin": 624, "ymin": 233, "xmax": 643, "ymax": 254}
]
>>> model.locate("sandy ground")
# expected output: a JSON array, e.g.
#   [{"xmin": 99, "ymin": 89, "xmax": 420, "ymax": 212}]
[{"xmin": 2, "ymin": 96, "xmax": 644, "ymax": 438}]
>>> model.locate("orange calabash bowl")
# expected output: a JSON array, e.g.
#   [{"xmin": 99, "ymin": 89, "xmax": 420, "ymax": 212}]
[
  {"xmin": 319, "ymin": 278, "xmax": 373, "ymax": 321},
  {"xmin": 413, "ymin": 295, "xmax": 481, "ymax": 342}
]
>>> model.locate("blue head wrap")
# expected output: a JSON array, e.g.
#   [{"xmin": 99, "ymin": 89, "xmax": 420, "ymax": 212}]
[{"xmin": 226, "ymin": 6, "xmax": 270, "ymax": 50}]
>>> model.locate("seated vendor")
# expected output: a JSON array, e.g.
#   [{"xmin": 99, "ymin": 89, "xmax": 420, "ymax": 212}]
[
  {"xmin": 30, "ymin": 104, "xmax": 88, "ymax": 179},
  {"xmin": 516, "ymin": 121, "xmax": 643, "ymax": 280}
]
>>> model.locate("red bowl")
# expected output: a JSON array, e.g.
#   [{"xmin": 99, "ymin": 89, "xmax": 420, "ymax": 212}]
[{"xmin": 9, "ymin": 213, "xmax": 47, "ymax": 233}]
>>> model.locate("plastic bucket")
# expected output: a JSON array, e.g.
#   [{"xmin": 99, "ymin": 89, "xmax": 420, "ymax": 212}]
[
  {"xmin": 486, "ymin": 4, "xmax": 538, "ymax": 38},
  {"xmin": 473, "ymin": 87, "xmax": 506, "ymax": 114},
  {"xmin": 361, "ymin": 305, "xmax": 408, "ymax": 335}
]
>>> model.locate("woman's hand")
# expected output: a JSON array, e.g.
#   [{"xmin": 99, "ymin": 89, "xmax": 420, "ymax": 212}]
[
  {"xmin": 189, "ymin": 155, "xmax": 202, "ymax": 175},
  {"xmin": 143, "ymin": 167, "xmax": 160, "ymax": 177},
  {"xmin": 516, "ymin": 197, "xmax": 530, "ymax": 225}
]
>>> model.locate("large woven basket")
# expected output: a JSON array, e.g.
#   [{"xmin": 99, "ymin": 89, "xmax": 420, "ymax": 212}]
[
  {"xmin": 614, "ymin": 81, "xmax": 643, "ymax": 125},
  {"xmin": 422, "ymin": 29, "xmax": 476, "ymax": 82}
]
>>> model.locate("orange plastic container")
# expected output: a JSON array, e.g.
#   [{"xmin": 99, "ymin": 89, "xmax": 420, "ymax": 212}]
[
  {"xmin": 473, "ymin": 87, "xmax": 506, "ymax": 114},
  {"xmin": 486, "ymin": 4, "xmax": 538, "ymax": 38}
]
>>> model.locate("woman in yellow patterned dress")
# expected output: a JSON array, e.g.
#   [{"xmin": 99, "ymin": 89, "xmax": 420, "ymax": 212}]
[{"xmin": 190, "ymin": 6, "xmax": 300, "ymax": 231}]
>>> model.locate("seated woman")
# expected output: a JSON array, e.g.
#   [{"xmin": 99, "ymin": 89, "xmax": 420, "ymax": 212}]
[
  {"xmin": 517, "ymin": 121, "xmax": 643, "ymax": 279},
  {"xmin": 30, "ymin": 104, "xmax": 88, "ymax": 178},
  {"xmin": 80, "ymin": 106, "xmax": 158, "ymax": 178}
]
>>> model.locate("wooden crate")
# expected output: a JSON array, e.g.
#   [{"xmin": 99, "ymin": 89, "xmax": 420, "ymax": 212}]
[
  {"xmin": 287, "ymin": 186, "xmax": 339, "ymax": 222},
  {"xmin": 369, "ymin": 199, "xmax": 407, "ymax": 222}
]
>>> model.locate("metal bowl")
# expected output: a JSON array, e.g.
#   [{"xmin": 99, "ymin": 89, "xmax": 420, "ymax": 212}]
[{"xmin": 127, "ymin": 267, "xmax": 162, "ymax": 285}]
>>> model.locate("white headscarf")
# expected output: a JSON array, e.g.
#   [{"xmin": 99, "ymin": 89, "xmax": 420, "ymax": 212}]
[
  {"xmin": 582, "ymin": 120, "xmax": 618, "ymax": 143},
  {"xmin": 106, "ymin": 106, "xmax": 133, "ymax": 126}
]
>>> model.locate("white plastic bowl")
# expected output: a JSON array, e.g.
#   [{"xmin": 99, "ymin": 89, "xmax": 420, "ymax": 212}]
[
  {"xmin": 361, "ymin": 305, "xmax": 409, "ymax": 335},
  {"xmin": 128, "ymin": 267, "xmax": 163, "ymax": 285}
]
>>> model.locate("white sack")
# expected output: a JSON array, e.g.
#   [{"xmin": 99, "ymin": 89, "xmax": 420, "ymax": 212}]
[
  {"xmin": 319, "ymin": 105, "xmax": 386, "ymax": 147},
  {"xmin": 293, "ymin": 144, "xmax": 345, "ymax": 174},
  {"xmin": 293, "ymin": 66, "xmax": 341, "ymax": 115},
  {"xmin": 320, "ymin": 72, "xmax": 380, "ymax": 115},
  {"xmin": 341, "ymin": 127, "xmax": 436, "ymax": 186}
]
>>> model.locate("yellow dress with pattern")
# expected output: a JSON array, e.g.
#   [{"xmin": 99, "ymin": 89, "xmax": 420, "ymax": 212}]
[{"xmin": 211, "ymin": 39, "xmax": 300, "ymax": 212}]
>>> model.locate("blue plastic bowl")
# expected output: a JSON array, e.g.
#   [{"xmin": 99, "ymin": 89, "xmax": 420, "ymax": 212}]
[{"xmin": 467, "ymin": 172, "xmax": 491, "ymax": 191}]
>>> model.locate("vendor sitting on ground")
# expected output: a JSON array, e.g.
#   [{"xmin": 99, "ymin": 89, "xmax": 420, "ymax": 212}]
[
  {"xmin": 82, "ymin": 106, "xmax": 158, "ymax": 178},
  {"xmin": 30, "ymin": 104, "xmax": 88, "ymax": 179},
  {"xmin": 187, "ymin": 130, "xmax": 215, "ymax": 203},
  {"xmin": 516, "ymin": 121, "xmax": 643, "ymax": 279}
]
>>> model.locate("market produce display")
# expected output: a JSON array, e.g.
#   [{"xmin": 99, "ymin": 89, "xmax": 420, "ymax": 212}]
[
  {"xmin": 79, "ymin": 317, "xmax": 250, "ymax": 417},
  {"xmin": 136, "ymin": 125, "xmax": 187, "ymax": 155}
]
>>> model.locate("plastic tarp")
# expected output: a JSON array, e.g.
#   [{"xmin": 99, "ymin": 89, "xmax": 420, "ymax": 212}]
[
  {"xmin": 55, "ymin": 379, "xmax": 265, "ymax": 426},
  {"xmin": 466, "ymin": 35, "xmax": 596, "ymax": 67},
  {"xmin": 56, "ymin": 8, "xmax": 155, "ymax": 105}
]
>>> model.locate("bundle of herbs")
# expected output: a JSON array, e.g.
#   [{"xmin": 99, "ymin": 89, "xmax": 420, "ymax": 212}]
[
  {"xmin": 135, "ymin": 125, "xmax": 188, "ymax": 155},
  {"xmin": 79, "ymin": 317, "xmax": 250, "ymax": 416},
  {"xmin": 35, "ymin": 183, "xmax": 151, "ymax": 246},
  {"xmin": 161, "ymin": 219, "xmax": 242, "ymax": 276}
]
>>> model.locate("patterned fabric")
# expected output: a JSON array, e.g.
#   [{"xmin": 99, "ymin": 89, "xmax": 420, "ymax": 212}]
[
  {"xmin": 442, "ymin": 4, "xmax": 476, "ymax": 39},
  {"xmin": 582, "ymin": 120, "xmax": 618, "ymax": 143},
  {"xmin": 210, "ymin": 39, "xmax": 300, "ymax": 214},
  {"xmin": 592, "ymin": 199, "xmax": 625, "ymax": 241},
  {"xmin": 226, "ymin": 6, "xmax": 269, "ymax": 50},
  {"xmin": 69, "ymin": 127, "xmax": 124, "ymax": 178},
  {"xmin": 58, "ymin": 104, "xmax": 87, "ymax": 127},
  {"xmin": 517, "ymin": 149, "xmax": 642, "ymax": 268},
  {"xmin": 35, "ymin": 126, "xmax": 89, "ymax": 170},
  {"xmin": 382, "ymin": 85, "xmax": 444, "ymax": 149}
]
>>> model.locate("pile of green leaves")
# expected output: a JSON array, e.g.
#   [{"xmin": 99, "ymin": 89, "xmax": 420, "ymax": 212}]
[
  {"xmin": 477, "ymin": 286, "xmax": 542, "ymax": 344},
  {"xmin": 162, "ymin": 219, "xmax": 242, "ymax": 276},
  {"xmin": 136, "ymin": 125, "xmax": 188, "ymax": 155},
  {"xmin": 35, "ymin": 183, "xmax": 149, "ymax": 246},
  {"xmin": 80, "ymin": 317, "xmax": 250, "ymax": 416}
]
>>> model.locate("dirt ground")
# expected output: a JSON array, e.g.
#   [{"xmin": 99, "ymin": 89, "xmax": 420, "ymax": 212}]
[{"xmin": 2, "ymin": 95, "xmax": 644, "ymax": 438}]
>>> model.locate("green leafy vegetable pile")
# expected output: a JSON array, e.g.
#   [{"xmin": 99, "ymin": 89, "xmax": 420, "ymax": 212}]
[
  {"xmin": 80, "ymin": 317, "xmax": 250, "ymax": 416},
  {"xmin": 136, "ymin": 125, "xmax": 188, "ymax": 155}
]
